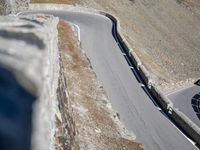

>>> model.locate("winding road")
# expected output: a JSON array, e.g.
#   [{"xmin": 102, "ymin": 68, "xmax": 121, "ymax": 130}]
[{"xmin": 23, "ymin": 10, "xmax": 197, "ymax": 149}]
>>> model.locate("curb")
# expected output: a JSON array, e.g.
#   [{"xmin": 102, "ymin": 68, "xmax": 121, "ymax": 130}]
[{"xmin": 28, "ymin": 4, "xmax": 200, "ymax": 145}]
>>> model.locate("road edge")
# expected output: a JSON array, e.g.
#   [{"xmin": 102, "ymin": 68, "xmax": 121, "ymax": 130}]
[
  {"xmin": 28, "ymin": 3, "xmax": 200, "ymax": 145},
  {"xmin": 100, "ymin": 12, "xmax": 200, "ymax": 145}
]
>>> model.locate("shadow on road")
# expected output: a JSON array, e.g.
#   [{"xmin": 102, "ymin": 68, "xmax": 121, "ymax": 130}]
[
  {"xmin": 191, "ymin": 92, "xmax": 200, "ymax": 120},
  {"xmin": 194, "ymin": 80, "xmax": 200, "ymax": 86}
]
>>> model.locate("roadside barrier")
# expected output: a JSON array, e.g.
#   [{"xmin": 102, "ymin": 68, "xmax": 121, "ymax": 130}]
[{"xmin": 101, "ymin": 12, "xmax": 200, "ymax": 145}]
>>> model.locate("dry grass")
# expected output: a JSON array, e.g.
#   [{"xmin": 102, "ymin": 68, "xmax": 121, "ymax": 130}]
[
  {"xmin": 0, "ymin": 5, "xmax": 5, "ymax": 15},
  {"xmin": 56, "ymin": 20, "xmax": 143, "ymax": 149},
  {"xmin": 177, "ymin": 0, "xmax": 200, "ymax": 7},
  {"xmin": 31, "ymin": 0, "xmax": 77, "ymax": 4},
  {"xmin": 31, "ymin": 0, "xmax": 200, "ymax": 93},
  {"xmin": 0, "ymin": 9, "xmax": 3, "ymax": 15},
  {"xmin": 31, "ymin": 0, "xmax": 200, "ymax": 7}
]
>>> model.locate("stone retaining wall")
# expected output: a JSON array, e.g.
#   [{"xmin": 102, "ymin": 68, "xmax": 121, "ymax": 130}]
[{"xmin": 0, "ymin": 14, "xmax": 59, "ymax": 150}]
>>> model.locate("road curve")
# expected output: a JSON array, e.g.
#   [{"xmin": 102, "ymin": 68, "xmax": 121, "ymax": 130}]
[
  {"xmin": 168, "ymin": 85, "xmax": 200, "ymax": 128},
  {"xmin": 23, "ymin": 10, "xmax": 196, "ymax": 150}
]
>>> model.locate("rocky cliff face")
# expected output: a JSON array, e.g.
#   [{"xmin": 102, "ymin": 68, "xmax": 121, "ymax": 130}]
[{"xmin": 0, "ymin": 0, "xmax": 29, "ymax": 15}]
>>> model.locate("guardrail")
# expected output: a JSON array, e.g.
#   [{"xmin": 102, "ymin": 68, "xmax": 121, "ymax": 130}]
[{"xmin": 100, "ymin": 12, "xmax": 200, "ymax": 145}]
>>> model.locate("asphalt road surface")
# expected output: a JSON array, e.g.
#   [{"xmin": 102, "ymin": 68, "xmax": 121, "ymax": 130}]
[
  {"xmin": 168, "ymin": 85, "xmax": 200, "ymax": 128},
  {"xmin": 23, "ymin": 10, "xmax": 196, "ymax": 150}
]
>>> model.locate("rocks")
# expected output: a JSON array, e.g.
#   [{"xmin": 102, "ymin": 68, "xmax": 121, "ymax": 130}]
[
  {"xmin": 0, "ymin": 14, "xmax": 59, "ymax": 150},
  {"xmin": 0, "ymin": 0, "xmax": 30, "ymax": 15},
  {"xmin": 15, "ymin": 0, "xmax": 30, "ymax": 11},
  {"xmin": 0, "ymin": 0, "xmax": 8, "ymax": 15}
]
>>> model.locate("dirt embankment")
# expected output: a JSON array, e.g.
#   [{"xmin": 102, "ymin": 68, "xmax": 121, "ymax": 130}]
[
  {"xmin": 32, "ymin": 0, "xmax": 200, "ymax": 94},
  {"xmin": 32, "ymin": 0, "xmax": 75, "ymax": 4},
  {"xmin": 55, "ymin": 20, "xmax": 143, "ymax": 150}
]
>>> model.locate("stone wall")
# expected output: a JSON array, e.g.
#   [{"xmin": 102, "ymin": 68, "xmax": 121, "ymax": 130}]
[{"xmin": 0, "ymin": 14, "xmax": 59, "ymax": 150}]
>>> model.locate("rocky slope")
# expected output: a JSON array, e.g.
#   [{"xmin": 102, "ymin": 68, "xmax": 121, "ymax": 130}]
[{"xmin": 32, "ymin": 0, "xmax": 200, "ymax": 94}]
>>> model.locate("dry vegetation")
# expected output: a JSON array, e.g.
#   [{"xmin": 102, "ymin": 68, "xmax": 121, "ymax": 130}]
[
  {"xmin": 0, "ymin": 7, "xmax": 3, "ymax": 15},
  {"xmin": 56, "ymin": 20, "xmax": 143, "ymax": 149},
  {"xmin": 31, "ymin": 0, "xmax": 200, "ymax": 93},
  {"xmin": 177, "ymin": 0, "xmax": 200, "ymax": 7},
  {"xmin": 32, "ymin": 0, "xmax": 77, "ymax": 4}
]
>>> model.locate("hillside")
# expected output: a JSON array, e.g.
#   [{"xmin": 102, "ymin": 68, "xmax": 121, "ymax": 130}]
[{"xmin": 32, "ymin": 0, "xmax": 200, "ymax": 94}]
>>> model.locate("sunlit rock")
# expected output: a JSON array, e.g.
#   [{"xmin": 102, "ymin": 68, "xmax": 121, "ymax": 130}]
[{"xmin": 0, "ymin": 14, "xmax": 59, "ymax": 150}]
